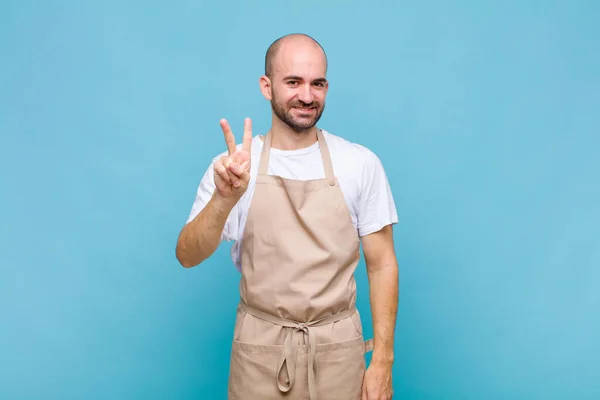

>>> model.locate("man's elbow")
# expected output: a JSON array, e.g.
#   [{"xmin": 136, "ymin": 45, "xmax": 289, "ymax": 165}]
[
  {"xmin": 178, "ymin": 257, "xmax": 198, "ymax": 268},
  {"xmin": 175, "ymin": 242, "xmax": 203, "ymax": 268}
]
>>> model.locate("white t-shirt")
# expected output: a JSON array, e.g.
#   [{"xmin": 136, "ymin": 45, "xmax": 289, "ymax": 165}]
[{"xmin": 186, "ymin": 129, "xmax": 398, "ymax": 271}]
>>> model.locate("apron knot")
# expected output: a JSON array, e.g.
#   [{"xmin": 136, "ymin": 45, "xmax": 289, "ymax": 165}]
[
  {"xmin": 296, "ymin": 322, "xmax": 308, "ymax": 331},
  {"xmin": 239, "ymin": 302, "xmax": 357, "ymax": 400}
]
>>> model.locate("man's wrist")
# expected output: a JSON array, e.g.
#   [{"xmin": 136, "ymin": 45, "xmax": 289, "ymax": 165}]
[
  {"xmin": 212, "ymin": 191, "xmax": 240, "ymax": 212},
  {"xmin": 371, "ymin": 348, "xmax": 394, "ymax": 367}
]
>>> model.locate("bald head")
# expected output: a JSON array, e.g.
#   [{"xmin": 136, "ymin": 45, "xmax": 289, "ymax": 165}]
[{"xmin": 264, "ymin": 33, "xmax": 328, "ymax": 78}]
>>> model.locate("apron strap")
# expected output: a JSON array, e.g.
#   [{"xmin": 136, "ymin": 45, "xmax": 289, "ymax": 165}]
[
  {"xmin": 257, "ymin": 128, "xmax": 336, "ymax": 185},
  {"xmin": 316, "ymin": 129, "xmax": 336, "ymax": 186},
  {"xmin": 239, "ymin": 301, "xmax": 362, "ymax": 400},
  {"xmin": 257, "ymin": 130, "xmax": 272, "ymax": 176}
]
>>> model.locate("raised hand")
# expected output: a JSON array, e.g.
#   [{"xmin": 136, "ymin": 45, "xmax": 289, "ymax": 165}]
[{"xmin": 213, "ymin": 118, "xmax": 252, "ymax": 200}]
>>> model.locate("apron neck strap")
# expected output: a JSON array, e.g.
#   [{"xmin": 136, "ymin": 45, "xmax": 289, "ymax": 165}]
[
  {"xmin": 258, "ymin": 128, "xmax": 335, "ymax": 183},
  {"xmin": 257, "ymin": 131, "xmax": 272, "ymax": 176}
]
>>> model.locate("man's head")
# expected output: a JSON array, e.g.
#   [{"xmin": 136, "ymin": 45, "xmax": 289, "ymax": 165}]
[{"xmin": 260, "ymin": 33, "xmax": 328, "ymax": 133}]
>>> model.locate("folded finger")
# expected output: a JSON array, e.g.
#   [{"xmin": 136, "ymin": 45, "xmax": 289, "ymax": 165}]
[
  {"xmin": 215, "ymin": 162, "xmax": 231, "ymax": 183},
  {"xmin": 228, "ymin": 162, "xmax": 243, "ymax": 176},
  {"xmin": 227, "ymin": 163, "xmax": 243, "ymax": 187},
  {"xmin": 229, "ymin": 172, "xmax": 241, "ymax": 187}
]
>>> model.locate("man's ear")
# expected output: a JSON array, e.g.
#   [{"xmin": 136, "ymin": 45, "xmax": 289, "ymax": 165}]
[{"xmin": 259, "ymin": 75, "xmax": 272, "ymax": 100}]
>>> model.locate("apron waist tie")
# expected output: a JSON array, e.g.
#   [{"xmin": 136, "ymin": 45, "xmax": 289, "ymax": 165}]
[{"xmin": 239, "ymin": 301, "xmax": 357, "ymax": 400}]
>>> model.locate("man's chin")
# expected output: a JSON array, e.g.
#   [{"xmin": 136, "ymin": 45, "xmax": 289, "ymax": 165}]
[{"xmin": 288, "ymin": 120, "xmax": 317, "ymax": 132}]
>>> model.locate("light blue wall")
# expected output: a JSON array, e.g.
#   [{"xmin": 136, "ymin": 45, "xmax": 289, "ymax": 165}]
[{"xmin": 1, "ymin": 1, "xmax": 598, "ymax": 399}]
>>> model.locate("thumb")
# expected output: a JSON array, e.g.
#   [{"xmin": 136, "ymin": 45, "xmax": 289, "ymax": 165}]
[{"xmin": 228, "ymin": 162, "xmax": 250, "ymax": 184}]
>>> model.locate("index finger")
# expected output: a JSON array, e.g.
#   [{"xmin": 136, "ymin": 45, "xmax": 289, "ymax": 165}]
[
  {"xmin": 242, "ymin": 117, "xmax": 252, "ymax": 154},
  {"xmin": 220, "ymin": 119, "xmax": 237, "ymax": 155}
]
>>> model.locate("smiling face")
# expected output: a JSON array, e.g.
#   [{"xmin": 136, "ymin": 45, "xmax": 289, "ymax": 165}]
[{"xmin": 261, "ymin": 36, "xmax": 329, "ymax": 133}]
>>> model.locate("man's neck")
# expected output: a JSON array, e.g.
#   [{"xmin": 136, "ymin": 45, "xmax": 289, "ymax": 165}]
[{"xmin": 268, "ymin": 117, "xmax": 318, "ymax": 151}]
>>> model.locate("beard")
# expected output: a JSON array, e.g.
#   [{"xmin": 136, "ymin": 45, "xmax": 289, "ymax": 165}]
[{"xmin": 271, "ymin": 91, "xmax": 325, "ymax": 133}]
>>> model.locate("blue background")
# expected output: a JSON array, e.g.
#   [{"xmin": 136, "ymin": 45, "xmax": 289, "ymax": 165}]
[{"xmin": 1, "ymin": 1, "xmax": 599, "ymax": 399}]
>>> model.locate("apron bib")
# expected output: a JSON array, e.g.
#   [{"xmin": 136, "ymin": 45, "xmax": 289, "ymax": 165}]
[{"xmin": 227, "ymin": 129, "xmax": 373, "ymax": 400}]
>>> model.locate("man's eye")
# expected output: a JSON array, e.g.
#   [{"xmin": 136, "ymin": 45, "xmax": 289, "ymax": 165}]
[{"xmin": 288, "ymin": 81, "xmax": 298, "ymax": 85}]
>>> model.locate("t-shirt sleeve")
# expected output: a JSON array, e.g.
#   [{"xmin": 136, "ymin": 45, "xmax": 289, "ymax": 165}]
[
  {"xmin": 357, "ymin": 150, "xmax": 398, "ymax": 236},
  {"xmin": 185, "ymin": 159, "xmax": 238, "ymax": 243}
]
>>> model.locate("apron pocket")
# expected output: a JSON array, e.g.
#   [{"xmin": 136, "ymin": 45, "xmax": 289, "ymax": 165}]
[
  {"xmin": 228, "ymin": 340, "xmax": 297, "ymax": 400},
  {"xmin": 314, "ymin": 336, "xmax": 367, "ymax": 400}
]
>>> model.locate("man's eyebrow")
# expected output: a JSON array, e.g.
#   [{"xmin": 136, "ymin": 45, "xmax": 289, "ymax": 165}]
[{"xmin": 282, "ymin": 75, "xmax": 327, "ymax": 83}]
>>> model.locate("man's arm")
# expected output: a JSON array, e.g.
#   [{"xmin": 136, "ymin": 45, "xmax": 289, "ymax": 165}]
[
  {"xmin": 175, "ymin": 192, "xmax": 236, "ymax": 268},
  {"xmin": 176, "ymin": 118, "xmax": 253, "ymax": 268},
  {"xmin": 361, "ymin": 224, "xmax": 399, "ymax": 366}
]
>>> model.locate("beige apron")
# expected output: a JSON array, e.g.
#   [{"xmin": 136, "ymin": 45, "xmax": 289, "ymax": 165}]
[{"xmin": 228, "ymin": 129, "xmax": 373, "ymax": 400}]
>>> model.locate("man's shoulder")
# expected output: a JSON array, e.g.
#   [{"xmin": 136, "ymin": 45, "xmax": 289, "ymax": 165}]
[{"xmin": 322, "ymin": 129, "xmax": 380, "ymax": 167}]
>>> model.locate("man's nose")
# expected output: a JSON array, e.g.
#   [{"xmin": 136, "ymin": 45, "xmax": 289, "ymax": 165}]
[{"xmin": 297, "ymin": 85, "xmax": 314, "ymax": 104}]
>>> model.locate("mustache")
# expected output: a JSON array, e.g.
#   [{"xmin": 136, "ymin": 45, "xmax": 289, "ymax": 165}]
[{"xmin": 289, "ymin": 101, "xmax": 320, "ymax": 109}]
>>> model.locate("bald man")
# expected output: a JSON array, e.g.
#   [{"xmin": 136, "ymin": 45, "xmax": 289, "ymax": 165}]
[{"xmin": 176, "ymin": 34, "xmax": 398, "ymax": 400}]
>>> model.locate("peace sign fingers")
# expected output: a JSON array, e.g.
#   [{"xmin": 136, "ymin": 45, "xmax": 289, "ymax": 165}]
[
  {"xmin": 220, "ymin": 119, "xmax": 237, "ymax": 156},
  {"xmin": 214, "ymin": 117, "xmax": 253, "ymax": 200},
  {"xmin": 242, "ymin": 117, "xmax": 252, "ymax": 156}
]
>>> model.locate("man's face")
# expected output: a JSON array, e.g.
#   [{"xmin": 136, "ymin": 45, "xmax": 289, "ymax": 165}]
[{"xmin": 268, "ymin": 41, "xmax": 328, "ymax": 132}]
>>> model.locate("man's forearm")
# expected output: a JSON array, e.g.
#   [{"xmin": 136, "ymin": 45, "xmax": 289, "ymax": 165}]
[
  {"xmin": 176, "ymin": 192, "xmax": 237, "ymax": 268},
  {"xmin": 367, "ymin": 261, "xmax": 399, "ymax": 365}
]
